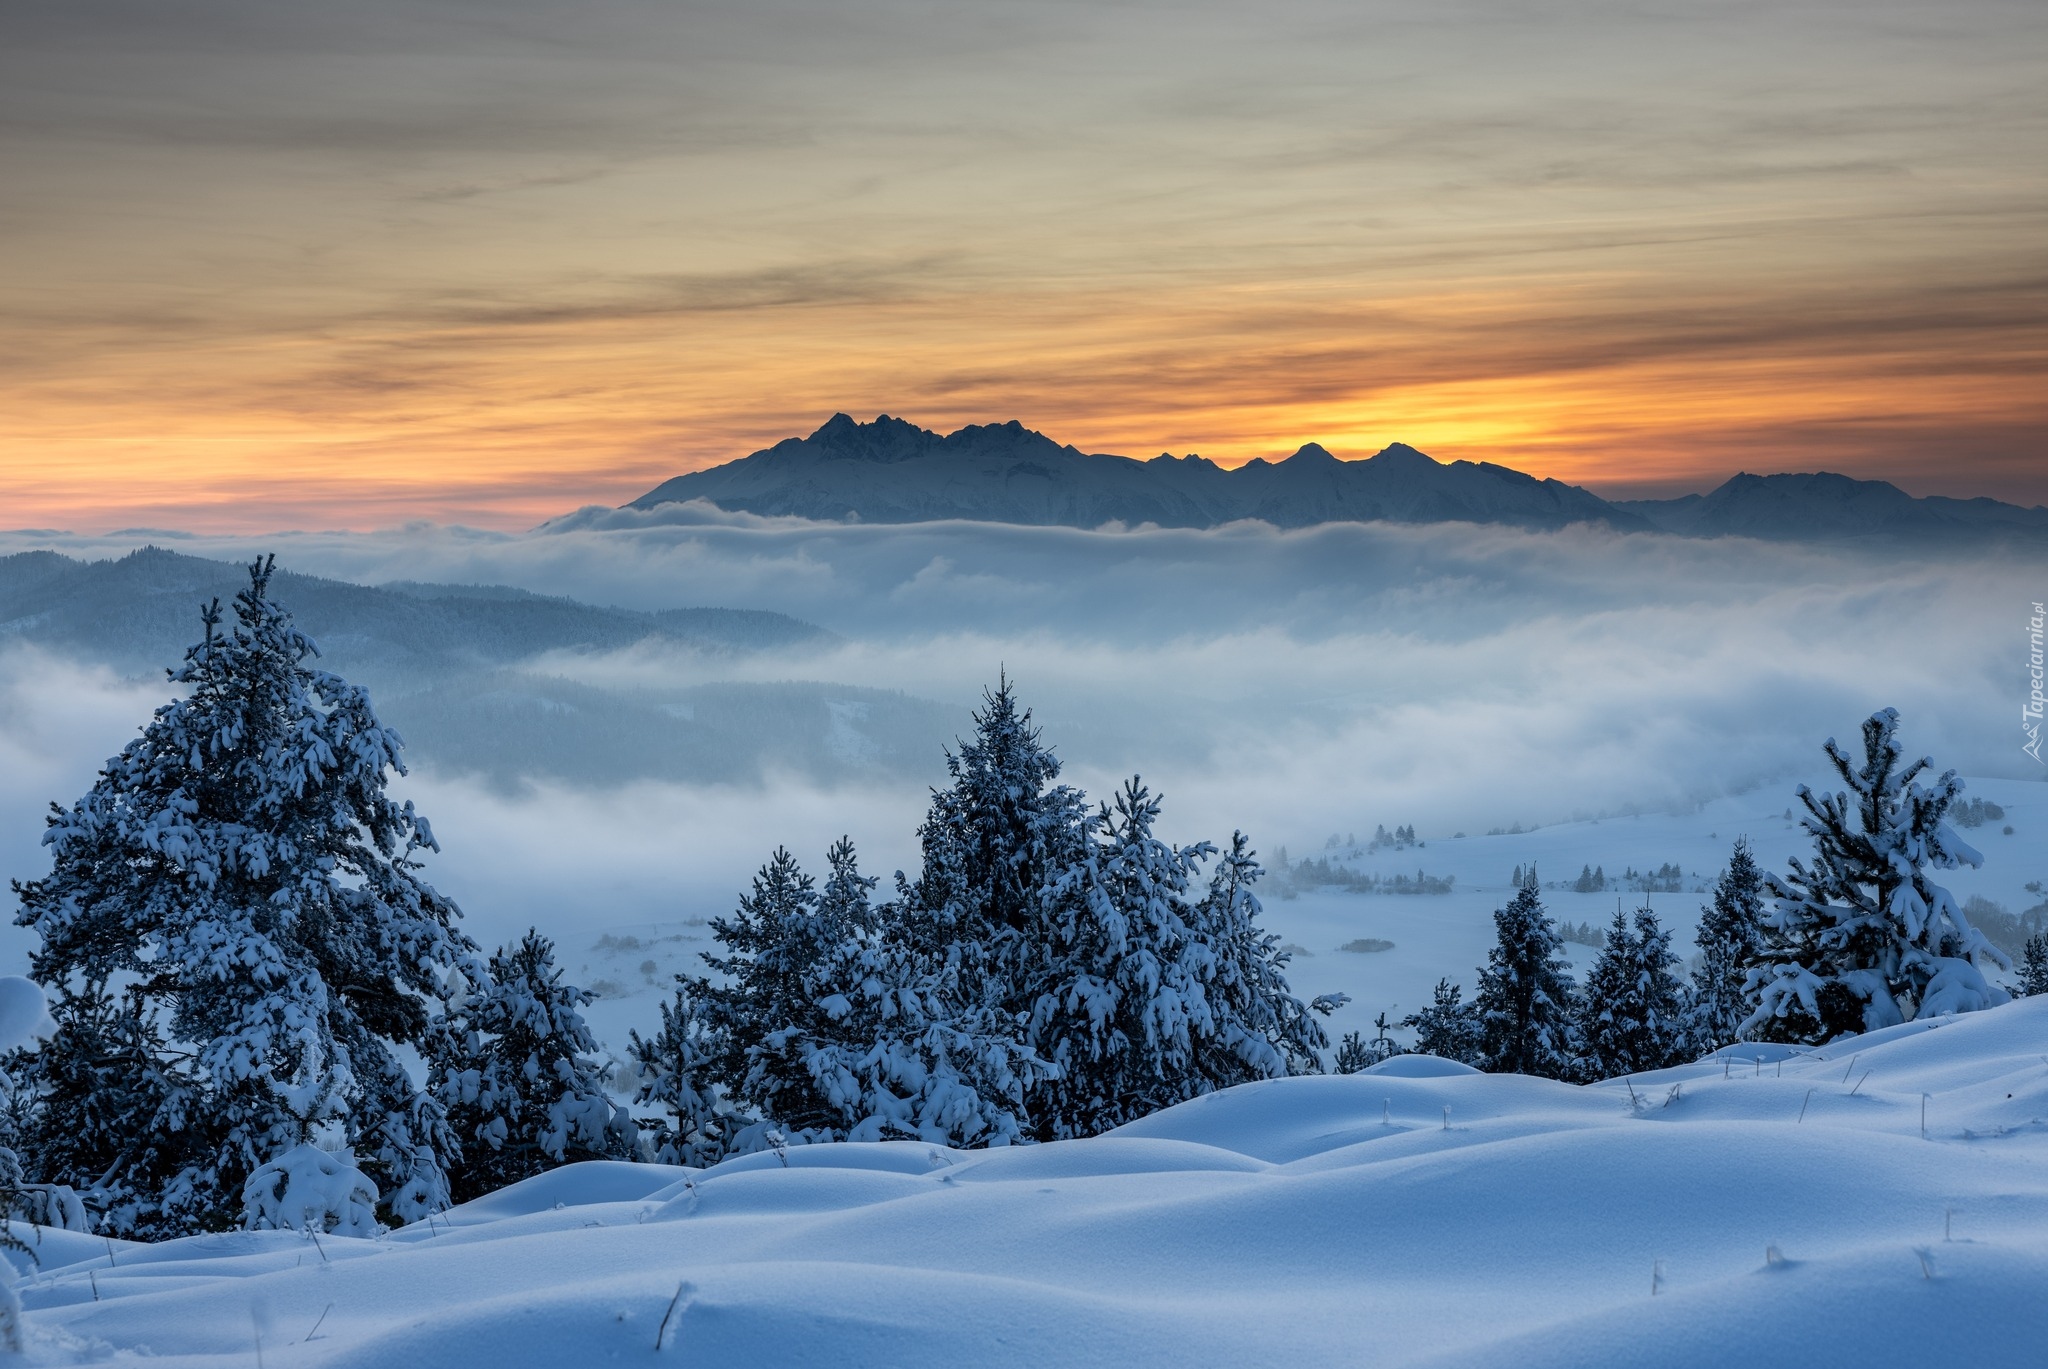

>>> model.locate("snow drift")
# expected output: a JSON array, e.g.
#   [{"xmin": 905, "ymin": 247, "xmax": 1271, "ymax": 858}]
[{"xmin": 12, "ymin": 995, "xmax": 2048, "ymax": 1366}]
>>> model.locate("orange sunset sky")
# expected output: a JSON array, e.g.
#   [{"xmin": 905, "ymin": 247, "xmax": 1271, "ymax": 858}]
[{"xmin": 3, "ymin": 0, "xmax": 2044, "ymax": 532}]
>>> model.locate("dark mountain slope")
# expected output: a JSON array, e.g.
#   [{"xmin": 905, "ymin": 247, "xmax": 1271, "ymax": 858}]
[
  {"xmin": 626, "ymin": 415, "xmax": 1647, "ymax": 533},
  {"xmin": 0, "ymin": 549, "xmax": 970, "ymax": 790}
]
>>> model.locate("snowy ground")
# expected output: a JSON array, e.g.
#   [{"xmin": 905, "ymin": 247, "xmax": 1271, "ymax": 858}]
[
  {"xmin": 11, "ymin": 995, "xmax": 2048, "ymax": 1366},
  {"xmin": 573, "ymin": 775, "xmax": 2048, "ymax": 1061}
]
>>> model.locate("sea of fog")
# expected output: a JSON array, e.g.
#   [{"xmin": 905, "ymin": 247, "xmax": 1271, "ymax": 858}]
[{"xmin": 2, "ymin": 509, "xmax": 2043, "ymax": 1051}]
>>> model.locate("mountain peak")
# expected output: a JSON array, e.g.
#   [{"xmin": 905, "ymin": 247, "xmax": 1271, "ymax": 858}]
[
  {"xmin": 1282, "ymin": 442, "xmax": 1338, "ymax": 465},
  {"xmin": 1370, "ymin": 442, "xmax": 1438, "ymax": 469}
]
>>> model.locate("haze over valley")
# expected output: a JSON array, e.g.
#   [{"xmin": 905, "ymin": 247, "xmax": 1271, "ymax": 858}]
[{"xmin": 5, "ymin": 437, "xmax": 2042, "ymax": 1047}]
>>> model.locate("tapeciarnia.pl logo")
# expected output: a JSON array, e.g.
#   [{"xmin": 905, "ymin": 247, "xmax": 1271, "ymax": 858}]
[{"xmin": 2027, "ymin": 600, "xmax": 2045, "ymax": 763}]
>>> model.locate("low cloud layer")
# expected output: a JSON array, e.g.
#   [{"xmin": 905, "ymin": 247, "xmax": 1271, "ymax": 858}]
[{"xmin": 3, "ymin": 517, "xmax": 2040, "ymax": 975}]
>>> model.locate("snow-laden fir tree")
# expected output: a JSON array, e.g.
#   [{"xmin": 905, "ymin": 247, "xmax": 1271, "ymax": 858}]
[
  {"xmin": 693, "ymin": 846, "xmax": 840, "ymax": 1141},
  {"xmin": 1690, "ymin": 838, "xmax": 1765, "ymax": 1049},
  {"xmin": 1177, "ymin": 833, "xmax": 1339, "ymax": 1090},
  {"xmin": 1473, "ymin": 870, "xmax": 1578, "ymax": 1078},
  {"xmin": 628, "ymin": 983, "xmax": 730, "ymax": 1167},
  {"xmin": 1026, "ymin": 778, "xmax": 1218, "ymax": 1139},
  {"xmin": 1025, "ymin": 783, "xmax": 1339, "ymax": 1139},
  {"xmin": 11, "ymin": 558, "xmax": 472, "ymax": 1234},
  {"xmin": 432, "ymin": 929, "xmax": 634, "ymax": 1202},
  {"xmin": 1576, "ymin": 906, "xmax": 1689, "ymax": 1080},
  {"xmin": 5, "ymin": 982, "xmax": 200, "ymax": 1236},
  {"xmin": 1744, "ymin": 709, "xmax": 2009, "ymax": 1044},
  {"xmin": 902, "ymin": 677, "xmax": 1089, "ymax": 1015},
  {"xmin": 694, "ymin": 839, "xmax": 1047, "ymax": 1150},
  {"xmin": 792, "ymin": 840, "xmax": 1048, "ymax": 1146},
  {"xmin": 1403, "ymin": 978, "xmax": 1484, "ymax": 1065}
]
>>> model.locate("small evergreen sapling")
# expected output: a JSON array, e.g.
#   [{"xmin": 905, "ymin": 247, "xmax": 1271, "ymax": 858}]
[
  {"xmin": 1332, "ymin": 1033, "xmax": 1373, "ymax": 1075},
  {"xmin": 241, "ymin": 1142, "xmax": 380, "ymax": 1237},
  {"xmin": 1744, "ymin": 709, "xmax": 2009, "ymax": 1043},
  {"xmin": 2018, "ymin": 934, "xmax": 2048, "ymax": 997},
  {"xmin": 1403, "ymin": 978, "xmax": 1484, "ymax": 1065}
]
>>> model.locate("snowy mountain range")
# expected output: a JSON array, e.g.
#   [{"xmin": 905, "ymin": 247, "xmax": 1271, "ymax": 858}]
[
  {"xmin": 627, "ymin": 414, "xmax": 1641, "ymax": 532},
  {"xmin": 627, "ymin": 414, "xmax": 2048, "ymax": 542}
]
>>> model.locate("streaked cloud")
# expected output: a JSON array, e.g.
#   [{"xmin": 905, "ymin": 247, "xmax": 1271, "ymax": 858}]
[{"xmin": 2, "ymin": 0, "xmax": 2043, "ymax": 529}]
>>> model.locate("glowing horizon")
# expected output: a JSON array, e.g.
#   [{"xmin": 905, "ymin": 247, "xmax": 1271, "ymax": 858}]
[{"xmin": 3, "ymin": 0, "xmax": 2043, "ymax": 534}]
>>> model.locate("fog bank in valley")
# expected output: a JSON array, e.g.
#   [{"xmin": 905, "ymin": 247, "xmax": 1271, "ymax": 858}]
[{"xmin": 1, "ymin": 513, "xmax": 2039, "ymax": 970}]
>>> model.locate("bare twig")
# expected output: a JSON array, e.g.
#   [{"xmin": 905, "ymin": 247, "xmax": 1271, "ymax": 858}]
[
  {"xmin": 655, "ymin": 1280, "xmax": 695, "ymax": 1351},
  {"xmin": 1798, "ymin": 1088, "xmax": 1814, "ymax": 1123}
]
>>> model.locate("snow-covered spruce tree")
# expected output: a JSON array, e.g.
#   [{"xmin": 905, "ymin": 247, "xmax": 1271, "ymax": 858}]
[
  {"xmin": 1744, "ymin": 709, "xmax": 2009, "ymax": 1044},
  {"xmin": 432, "ymin": 930, "xmax": 634, "ymax": 1203},
  {"xmin": 5, "ymin": 981, "xmax": 197, "ymax": 1235},
  {"xmin": 1403, "ymin": 978, "xmax": 1484, "ymax": 1065},
  {"xmin": 1473, "ymin": 871, "xmax": 1578, "ymax": 1078},
  {"xmin": 692, "ymin": 845, "xmax": 839, "ymax": 1142},
  {"xmin": 628, "ymin": 983, "xmax": 730, "ymax": 1167},
  {"xmin": 799, "ymin": 840, "xmax": 1048, "ymax": 1146},
  {"xmin": 801, "ymin": 843, "xmax": 1049, "ymax": 1147},
  {"xmin": 1026, "ymin": 778, "xmax": 1216, "ymax": 1139},
  {"xmin": 1690, "ymin": 838, "xmax": 1766, "ymax": 1049},
  {"xmin": 901, "ymin": 677, "xmax": 1089, "ymax": 1015},
  {"xmin": 683, "ymin": 838, "xmax": 1049, "ymax": 1151},
  {"xmin": 1024, "ymin": 782, "xmax": 1338, "ymax": 1139},
  {"xmin": 1576, "ymin": 906, "xmax": 1688, "ymax": 1080},
  {"xmin": 1179, "ymin": 832, "xmax": 1339, "ymax": 1090},
  {"xmin": 11, "ymin": 558, "xmax": 472, "ymax": 1234}
]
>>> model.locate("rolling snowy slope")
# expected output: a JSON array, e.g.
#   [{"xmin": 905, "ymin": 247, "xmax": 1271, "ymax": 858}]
[{"xmin": 13, "ymin": 998, "xmax": 2048, "ymax": 1367}]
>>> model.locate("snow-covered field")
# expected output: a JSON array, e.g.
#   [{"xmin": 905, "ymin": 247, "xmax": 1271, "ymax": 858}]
[{"xmin": 12, "ymin": 995, "xmax": 2047, "ymax": 1367}]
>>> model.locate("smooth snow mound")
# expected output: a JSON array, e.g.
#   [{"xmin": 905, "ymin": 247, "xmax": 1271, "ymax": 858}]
[
  {"xmin": 16, "ymin": 998, "xmax": 2048, "ymax": 1367},
  {"xmin": 1361, "ymin": 1052, "xmax": 1480, "ymax": 1077}
]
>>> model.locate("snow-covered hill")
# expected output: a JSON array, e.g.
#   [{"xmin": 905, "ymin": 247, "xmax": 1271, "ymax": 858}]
[{"xmin": 14, "ymin": 996, "xmax": 2048, "ymax": 1367}]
